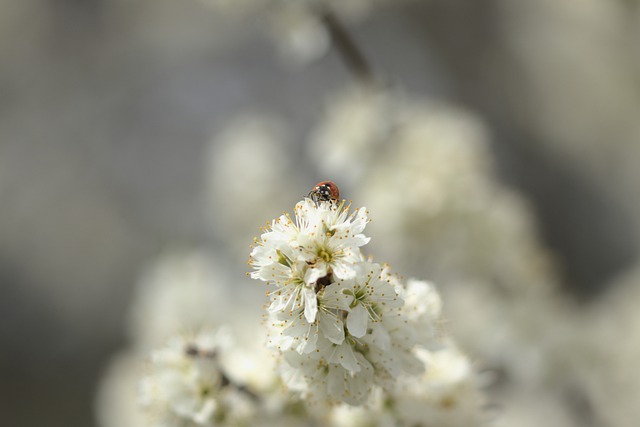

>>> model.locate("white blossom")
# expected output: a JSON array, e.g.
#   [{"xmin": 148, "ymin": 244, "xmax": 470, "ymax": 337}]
[
  {"xmin": 206, "ymin": 114, "xmax": 296, "ymax": 260},
  {"xmin": 139, "ymin": 330, "xmax": 257, "ymax": 427},
  {"xmin": 128, "ymin": 251, "xmax": 231, "ymax": 349},
  {"xmin": 251, "ymin": 198, "xmax": 370, "ymax": 323},
  {"xmin": 389, "ymin": 345, "xmax": 488, "ymax": 427},
  {"xmin": 397, "ymin": 279, "xmax": 444, "ymax": 347},
  {"xmin": 250, "ymin": 197, "xmax": 449, "ymax": 406},
  {"xmin": 324, "ymin": 345, "xmax": 489, "ymax": 427}
]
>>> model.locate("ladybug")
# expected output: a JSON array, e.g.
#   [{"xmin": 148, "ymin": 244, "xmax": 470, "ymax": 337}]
[{"xmin": 308, "ymin": 181, "xmax": 340, "ymax": 203}]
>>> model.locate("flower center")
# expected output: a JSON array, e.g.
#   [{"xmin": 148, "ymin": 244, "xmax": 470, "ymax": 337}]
[{"xmin": 317, "ymin": 247, "xmax": 333, "ymax": 263}]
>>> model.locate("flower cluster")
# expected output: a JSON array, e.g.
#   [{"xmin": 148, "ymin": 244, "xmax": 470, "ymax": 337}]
[
  {"xmin": 250, "ymin": 197, "xmax": 440, "ymax": 405},
  {"xmin": 327, "ymin": 344, "xmax": 488, "ymax": 427},
  {"xmin": 139, "ymin": 330, "xmax": 258, "ymax": 426}
]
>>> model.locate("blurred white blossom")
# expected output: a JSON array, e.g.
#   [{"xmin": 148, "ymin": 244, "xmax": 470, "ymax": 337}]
[
  {"xmin": 390, "ymin": 345, "xmax": 488, "ymax": 427},
  {"xmin": 96, "ymin": 352, "xmax": 148, "ymax": 427},
  {"xmin": 96, "ymin": 250, "xmax": 274, "ymax": 427},
  {"xmin": 326, "ymin": 345, "xmax": 488, "ymax": 427},
  {"xmin": 128, "ymin": 251, "xmax": 231, "ymax": 349},
  {"xmin": 308, "ymin": 85, "xmax": 393, "ymax": 182},
  {"xmin": 139, "ymin": 330, "xmax": 258, "ymax": 427},
  {"xmin": 206, "ymin": 114, "xmax": 297, "ymax": 259}
]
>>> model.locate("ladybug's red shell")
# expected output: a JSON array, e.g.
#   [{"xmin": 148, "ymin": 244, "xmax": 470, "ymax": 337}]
[{"xmin": 309, "ymin": 181, "xmax": 340, "ymax": 202}]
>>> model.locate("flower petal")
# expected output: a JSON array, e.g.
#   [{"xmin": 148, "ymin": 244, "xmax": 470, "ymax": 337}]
[
  {"xmin": 303, "ymin": 286, "xmax": 318, "ymax": 323},
  {"xmin": 318, "ymin": 310, "xmax": 345, "ymax": 344},
  {"xmin": 332, "ymin": 261, "xmax": 357, "ymax": 280},
  {"xmin": 330, "ymin": 342, "xmax": 361, "ymax": 372},
  {"xmin": 347, "ymin": 303, "xmax": 369, "ymax": 338},
  {"xmin": 303, "ymin": 266, "xmax": 323, "ymax": 285}
]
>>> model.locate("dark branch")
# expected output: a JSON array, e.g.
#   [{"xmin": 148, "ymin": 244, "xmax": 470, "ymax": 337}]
[{"xmin": 319, "ymin": 8, "xmax": 375, "ymax": 82}]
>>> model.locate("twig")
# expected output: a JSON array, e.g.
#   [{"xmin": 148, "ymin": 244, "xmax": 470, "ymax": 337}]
[{"xmin": 318, "ymin": 7, "xmax": 376, "ymax": 82}]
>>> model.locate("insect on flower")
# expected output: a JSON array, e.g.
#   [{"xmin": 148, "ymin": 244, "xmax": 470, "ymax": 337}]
[{"xmin": 308, "ymin": 181, "xmax": 340, "ymax": 203}]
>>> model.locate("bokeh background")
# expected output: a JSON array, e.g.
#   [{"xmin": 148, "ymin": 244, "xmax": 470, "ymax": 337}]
[{"xmin": 1, "ymin": 0, "xmax": 639, "ymax": 426}]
